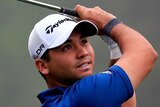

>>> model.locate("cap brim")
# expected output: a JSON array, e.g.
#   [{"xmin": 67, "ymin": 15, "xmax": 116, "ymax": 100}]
[
  {"xmin": 75, "ymin": 20, "xmax": 98, "ymax": 37},
  {"xmin": 48, "ymin": 20, "xmax": 98, "ymax": 49}
]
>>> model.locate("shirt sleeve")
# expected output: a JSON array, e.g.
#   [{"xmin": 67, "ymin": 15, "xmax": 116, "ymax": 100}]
[{"xmin": 63, "ymin": 65, "xmax": 134, "ymax": 107}]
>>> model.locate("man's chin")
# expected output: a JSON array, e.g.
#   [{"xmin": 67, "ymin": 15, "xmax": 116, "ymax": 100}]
[{"xmin": 80, "ymin": 70, "xmax": 93, "ymax": 78}]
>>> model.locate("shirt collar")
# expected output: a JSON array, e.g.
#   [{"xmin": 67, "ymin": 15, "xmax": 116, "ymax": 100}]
[{"xmin": 37, "ymin": 87, "xmax": 66, "ymax": 104}]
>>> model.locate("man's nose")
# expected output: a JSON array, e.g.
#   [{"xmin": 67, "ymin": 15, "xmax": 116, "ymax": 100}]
[{"xmin": 76, "ymin": 46, "xmax": 88, "ymax": 59}]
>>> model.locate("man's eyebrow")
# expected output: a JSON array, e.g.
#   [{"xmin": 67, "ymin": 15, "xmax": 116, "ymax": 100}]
[
  {"xmin": 54, "ymin": 39, "xmax": 72, "ymax": 49},
  {"xmin": 80, "ymin": 35, "xmax": 87, "ymax": 39},
  {"xmin": 63, "ymin": 39, "xmax": 72, "ymax": 44}
]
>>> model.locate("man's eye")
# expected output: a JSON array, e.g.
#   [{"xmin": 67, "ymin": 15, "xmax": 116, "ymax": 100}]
[
  {"xmin": 81, "ymin": 39, "xmax": 88, "ymax": 44},
  {"xmin": 62, "ymin": 45, "xmax": 72, "ymax": 51}
]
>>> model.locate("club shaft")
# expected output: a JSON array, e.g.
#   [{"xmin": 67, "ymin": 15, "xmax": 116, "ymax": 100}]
[{"xmin": 18, "ymin": 0, "xmax": 79, "ymax": 17}]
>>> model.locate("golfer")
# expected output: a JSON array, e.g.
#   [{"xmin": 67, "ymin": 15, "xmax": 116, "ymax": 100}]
[{"xmin": 28, "ymin": 5, "xmax": 158, "ymax": 107}]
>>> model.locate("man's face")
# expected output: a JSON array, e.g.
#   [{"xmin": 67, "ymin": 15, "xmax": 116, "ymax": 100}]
[{"xmin": 46, "ymin": 31, "xmax": 95, "ymax": 86}]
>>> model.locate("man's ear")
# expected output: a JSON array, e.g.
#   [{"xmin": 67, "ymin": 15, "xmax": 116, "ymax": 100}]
[{"xmin": 35, "ymin": 58, "xmax": 49, "ymax": 75}]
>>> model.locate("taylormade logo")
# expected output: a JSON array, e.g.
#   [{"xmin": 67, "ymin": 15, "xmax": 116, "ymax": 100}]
[
  {"xmin": 34, "ymin": 44, "xmax": 45, "ymax": 59},
  {"xmin": 45, "ymin": 18, "xmax": 75, "ymax": 34}
]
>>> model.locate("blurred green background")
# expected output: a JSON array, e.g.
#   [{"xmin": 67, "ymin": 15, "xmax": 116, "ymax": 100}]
[{"xmin": 0, "ymin": 0, "xmax": 159, "ymax": 107}]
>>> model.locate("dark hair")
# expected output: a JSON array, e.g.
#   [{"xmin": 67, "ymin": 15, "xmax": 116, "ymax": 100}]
[{"xmin": 41, "ymin": 49, "xmax": 51, "ymax": 62}]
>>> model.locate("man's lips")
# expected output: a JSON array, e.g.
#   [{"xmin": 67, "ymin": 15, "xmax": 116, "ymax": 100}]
[{"xmin": 77, "ymin": 61, "xmax": 92, "ymax": 71}]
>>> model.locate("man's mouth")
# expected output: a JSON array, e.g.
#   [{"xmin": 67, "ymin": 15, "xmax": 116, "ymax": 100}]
[{"xmin": 77, "ymin": 61, "xmax": 92, "ymax": 71}]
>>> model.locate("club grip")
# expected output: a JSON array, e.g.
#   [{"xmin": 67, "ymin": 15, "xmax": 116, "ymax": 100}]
[{"xmin": 60, "ymin": 8, "xmax": 79, "ymax": 17}]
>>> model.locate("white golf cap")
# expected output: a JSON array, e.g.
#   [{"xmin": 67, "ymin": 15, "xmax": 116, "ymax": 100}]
[{"xmin": 28, "ymin": 14, "xmax": 98, "ymax": 60}]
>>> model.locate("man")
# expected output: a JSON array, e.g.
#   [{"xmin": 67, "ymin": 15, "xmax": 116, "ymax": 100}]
[{"xmin": 28, "ymin": 5, "xmax": 158, "ymax": 107}]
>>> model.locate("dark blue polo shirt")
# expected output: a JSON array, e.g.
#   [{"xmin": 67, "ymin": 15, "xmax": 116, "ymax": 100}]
[{"xmin": 38, "ymin": 65, "xmax": 133, "ymax": 107}]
